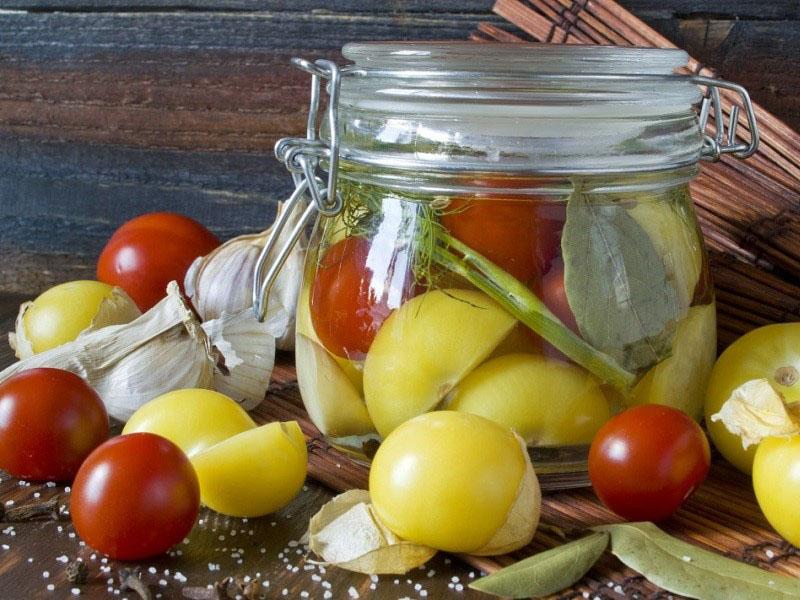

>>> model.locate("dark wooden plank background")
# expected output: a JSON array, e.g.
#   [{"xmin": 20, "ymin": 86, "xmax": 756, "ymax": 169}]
[{"xmin": 1, "ymin": 0, "xmax": 799, "ymax": 296}]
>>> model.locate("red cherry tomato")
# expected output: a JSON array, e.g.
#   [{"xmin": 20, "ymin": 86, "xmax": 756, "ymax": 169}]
[
  {"xmin": 71, "ymin": 433, "xmax": 200, "ymax": 560},
  {"xmin": 540, "ymin": 258, "xmax": 578, "ymax": 334},
  {"xmin": 0, "ymin": 368, "xmax": 108, "ymax": 482},
  {"xmin": 588, "ymin": 405, "xmax": 710, "ymax": 522},
  {"xmin": 441, "ymin": 194, "xmax": 564, "ymax": 281},
  {"xmin": 538, "ymin": 258, "xmax": 580, "ymax": 362},
  {"xmin": 97, "ymin": 212, "xmax": 220, "ymax": 311},
  {"xmin": 311, "ymin": 236, "xmax": 418, "ymax": 360}
]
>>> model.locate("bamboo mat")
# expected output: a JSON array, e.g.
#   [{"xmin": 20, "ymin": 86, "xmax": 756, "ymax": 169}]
[
  {"xmin": 471, "ymin": 0, "xmax": 800, "ymax": 352},
  {"xmin": 256, "ymin": 360, "xmax": 800, "ymax": 598}
]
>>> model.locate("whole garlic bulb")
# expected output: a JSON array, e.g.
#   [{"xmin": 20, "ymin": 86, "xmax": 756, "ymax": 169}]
[{"xmin": 185, "ymin": 202, "xmax": 305, "ymax": 351}]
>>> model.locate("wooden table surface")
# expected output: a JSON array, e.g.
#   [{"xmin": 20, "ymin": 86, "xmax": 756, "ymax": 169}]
[{"xmin": 1, "ymin": 293, "xmax": 800, "ymax": 600}]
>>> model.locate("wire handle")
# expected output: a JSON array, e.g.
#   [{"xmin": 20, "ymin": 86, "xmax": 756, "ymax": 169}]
[
  {"xmin": 252, "ymin": 58, "xmax": 344, "ymax": 322},
  {"xmin": 693, "ymin": 75, "xmax": 759, "ymax": 161}
]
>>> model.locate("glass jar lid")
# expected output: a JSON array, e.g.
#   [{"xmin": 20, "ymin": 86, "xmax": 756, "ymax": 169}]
[{"xmin": 333, "ymin": 42, "xmax": 704, "ymax": 178}]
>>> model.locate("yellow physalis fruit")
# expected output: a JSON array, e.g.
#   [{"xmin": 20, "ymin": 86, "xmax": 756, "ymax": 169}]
[
  {"xmin": 191, "ymin": 421, "xmax": 308, "ymax": 517},
  {"xmin": 705, "ymin": 322, "xmax": 800, "ymax": 473},
  {"xmin": 11, "ymin": 280, "xmax": 140, "ymax": 358},
  {"xmin": 295, "ymin": 334, "xmax": 375, "ymax": 439},
  {"xmin": 630, "ymin": 303, "xmax": 716, "ymax": 421},
  {"xmin": 122, "ymin": 388, "xmax": 256, "ymax": 457},
  {"xmin": 308, "ymin": 489, "xmax": 437, "ymax": 575},
  {"xmin": 363, "ymin": 289, "xmax": 517, "ymax": 438},
  {"xmin": 450, "ymin": 353, "xmax": 609, "ymax": 446},
  {"xmin": 369, "ymin": 411, "xmax": 540, "ymax": 555}
]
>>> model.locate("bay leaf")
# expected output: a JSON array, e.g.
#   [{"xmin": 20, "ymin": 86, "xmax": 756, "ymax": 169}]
[
  {"xmin": 469, "ymin": 532, "xmax": 609, "ymax": 598},
  {"xmin": 594, "ymin": 522, "xmax": 800, "ymax": 599},
  {"xmin": 561, "ymin": 188, "xmax": 680, "ymax": 373}
]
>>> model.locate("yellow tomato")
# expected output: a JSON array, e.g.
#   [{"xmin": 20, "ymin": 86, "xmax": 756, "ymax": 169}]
[
  {"xmin": 705, "ymin": 323, "xmax": 800, "ymax": 473},
  {"xmin": 191, "ymin": 421, "xmax": 308, "ymax": 517},
  {"xmin": 23, "ymin": 281, "xmax": 118, "ymax": 353},
  {"xmin": 369, "ymin": 411, "xmax": 526, "ymax": 553},
  {"xmin": 450, "ymin": 353, "xmax": 609, "ymax": 446},
  {"xmin": 753, "ymin": 436, "xmax": 800, "ymax": 546},
  {"xmin": 122, "ymin": 389, "xmax": 256, "ymax": 457}
]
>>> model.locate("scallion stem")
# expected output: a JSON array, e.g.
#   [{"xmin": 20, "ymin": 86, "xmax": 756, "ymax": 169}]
[{"xmin": 433, "ymin": 235, "xmax": 636, "ymax": 391}]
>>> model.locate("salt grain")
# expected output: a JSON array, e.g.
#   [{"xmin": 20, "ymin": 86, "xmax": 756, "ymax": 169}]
[
  {"xmin": 46, "ymin": 584, "xmax": 54, "ymax": 592},
  {"xmin": 766, "ymin": 549, "xmax": 775, "ymax": 558},
  {"xmin": 42, "ymin": 571, "xmax": 50, "ymax": 578},
  {"xmin": 682, "ymin": 555, "xmax": 692, "ymax": 562},
  {"xmin": 70, "ymin": 588, "xmax": 80, "ymax": 596},
  {"xmin": 282, "ymin": 589, "xmax": 288, "ymax": 596},
  {"xmin": 0, "ymin": 545, "xmax": 8, "ymax": 550},
  {"xmin": 348, "ymin": 586, "xmax": 359, "ymax": 598},
  {"xmin": 455, "ymin": 584, "xmax": 464, "ymax": 592},
  {"xmin": 56, "ymin": 555, "xmax": 69, "ymax": 564},
  {"xmin": 427, "ymin": 570, "xmax": 436, "ymax": 578},
  {"xmin": 148, "ymin": 567, "xmax": 157, "ymax": 575},
  {"xmin": 323, "ymin": 592, "xmax": 333, "ymax": 599},
  {"xmin": 158, "ymin": 579, "xmax": 167, "ymax": 586}
]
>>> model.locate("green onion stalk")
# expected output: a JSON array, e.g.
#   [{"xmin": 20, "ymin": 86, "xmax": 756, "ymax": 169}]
[{"xmin": 432, "ymin": 234, "xmax": 636, "ymax": 392}]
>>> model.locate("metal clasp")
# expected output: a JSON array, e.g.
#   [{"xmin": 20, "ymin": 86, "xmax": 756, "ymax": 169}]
[
  {"xmin": 252, "ymin": 58, "xmax": 344, "ymax": 322},
  {"xmin": 692, "ymin": 75, "xmax": 759, "ymax": 161}
]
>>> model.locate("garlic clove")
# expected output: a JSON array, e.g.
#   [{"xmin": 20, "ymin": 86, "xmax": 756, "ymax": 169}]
[
  {"xmin": 201, "ymin": 297, "xmax": 289, "ymax": 412},
  {"xmin": 185, "ymin": 201, "xmax": 306, "ymax": 351}
]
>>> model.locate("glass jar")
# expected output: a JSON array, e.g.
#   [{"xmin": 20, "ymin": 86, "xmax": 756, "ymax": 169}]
[{"xmin": 255, "ymin": 43, "xmax": 759, "ymax": 489}]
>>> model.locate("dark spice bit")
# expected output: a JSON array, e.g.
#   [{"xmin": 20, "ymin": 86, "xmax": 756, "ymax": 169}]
[
  {"xmin": 66, "ymin": 559, "xmax": 88, "ymax": 585},
  {"xmin": 182, "ymin": 576, "xmax": 265, "ymax": 600},
  {"xmin": 119, "ymin": 567, "xmax": 152, "ymax": 600},
  {"xmin": 0, "ymin": 496, "xmax": 62, "ymax": 522}
]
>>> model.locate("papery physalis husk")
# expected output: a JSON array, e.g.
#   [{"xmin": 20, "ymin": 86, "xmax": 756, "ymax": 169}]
[
  {"xmin": 9, "ymin": 286, "xmax": 141, "ymax": 360},
  {"xmin": 711, "ymin": 378, "xmax": 800, "ymax": 449},
  {"xmin": 0, "ymin": 282, "xmax": 287, "ymax": 421},
  {"xmin": 472, "ymin": 433, "xmax": 541, "ymax": 556},
  {"xmin": 308, "ymin": 489, "xmax": 437, "ymax": 575},
  {"xmin": 185, "ymin": 201, "xmax": 305, "ymax": 351}
]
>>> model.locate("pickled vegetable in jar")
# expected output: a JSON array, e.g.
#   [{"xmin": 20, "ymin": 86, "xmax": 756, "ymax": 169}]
[{"xmin": 255, "ymin": 43, "xmax": 759, "ymax": 488}]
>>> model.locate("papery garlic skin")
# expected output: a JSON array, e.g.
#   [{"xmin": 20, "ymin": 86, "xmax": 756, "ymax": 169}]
[
  {"xmin": 185, "ymin": 201, "xmax": 305, "ymax": 351},
  {"xmin": 0, "ymin": 282, "xmax": 287, "ymax": 421},
  {"xmin": 1, "ymin": 284, "xmax": 213, "ymax": 421}
]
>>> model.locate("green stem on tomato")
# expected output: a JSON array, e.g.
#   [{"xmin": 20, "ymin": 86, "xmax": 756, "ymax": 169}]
[{"xmin": 432, "ymin": 235, "xmax": 636, "ymax": 392}]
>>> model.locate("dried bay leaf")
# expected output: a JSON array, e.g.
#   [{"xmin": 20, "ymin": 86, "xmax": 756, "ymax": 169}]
[
  {"xmin": 711, "ymin": 379, "xmax": 800, "ymax": 449},
  {"xmin": 308, "ymin": 489, "xmax": 436, "ymax": 575},
  {"xmin": 469, "ymin": 531, "xmax": 609, "ymax": 598},
  {"xmin": 561, "ymin": 189, "xmax": 680, "ymax": 373},
  {"xmin": 595, "ymin": 522, "xmax": 800, "ymax": 599}
]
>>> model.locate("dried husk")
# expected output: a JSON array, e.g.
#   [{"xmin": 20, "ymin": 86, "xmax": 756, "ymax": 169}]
[
  {"xmin": 9, "ymin": 286, "xmax": 141, "ymax": 360},
  {"xmin": 472, "ymin": 433, "xmax": 541, "ymax": 557},
  {"xmin": 308, "ymin": 489, "xmax": 437, "ymax": 575},
  {"xmin": 0, "ymin": 282, "xmax": 287, "ymax": 421},
  {"xmin": 185, "ymin": 201, "xmax": 305, "ymax": 351},
  {"xmin": 711, "ymin": 378, "xmax": 800, "ymax": 448}
]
